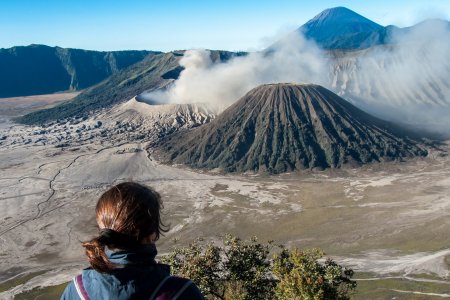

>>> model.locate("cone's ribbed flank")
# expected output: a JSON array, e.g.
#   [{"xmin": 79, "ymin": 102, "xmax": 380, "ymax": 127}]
[{"xmin": 156, "ymin": 83, "xmax": 427, "ymax": 173}]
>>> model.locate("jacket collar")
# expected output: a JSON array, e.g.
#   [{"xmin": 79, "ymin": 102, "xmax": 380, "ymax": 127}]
[{"xmin": 105, "ymin": 243, "xmax": 158, "ymax": 265}]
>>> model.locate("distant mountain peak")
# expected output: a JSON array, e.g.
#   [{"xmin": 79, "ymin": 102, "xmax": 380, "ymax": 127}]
[
  {"xmin": 309, "ymin": 7, "xmax": 360, "ymax": 21},
  {"xmin": 298, "ymin": 7, "xmax": 383, "ymax": 49},
  {"xmin": 303, "ymin": 6, "xmax": 382, "ymax": 32},
  {"xmin": 310, "ymin": 7, "xmax": 370, "ymax": 21}
]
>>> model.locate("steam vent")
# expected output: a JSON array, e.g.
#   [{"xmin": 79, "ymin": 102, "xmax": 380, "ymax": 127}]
[{"xmin": 157, "ymin": 83, "xmax": 427, "ymax": 173}]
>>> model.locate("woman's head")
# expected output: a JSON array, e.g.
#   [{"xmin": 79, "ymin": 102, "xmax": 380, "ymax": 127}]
[
  {"xmin": 83, "ymin": 182, "xmax": 167, "ymax": 272},
  {"xmin": 96, "ymin": 182, "xmax": 164, "ymax": 242}
]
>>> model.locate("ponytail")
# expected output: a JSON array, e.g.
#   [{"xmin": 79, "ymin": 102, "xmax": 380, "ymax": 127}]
[
  {"xmin": 82, "ymin": 236, "xmax": 115, "ymax": 273},
  {"xmin": 82, "ymin": 229, "xmax": 142, "ymax": 273}
]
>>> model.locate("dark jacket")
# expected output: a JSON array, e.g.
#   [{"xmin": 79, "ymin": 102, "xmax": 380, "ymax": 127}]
[{"xmin": 60, "ymin": 244, "xmax": 204, "ymax": 300}]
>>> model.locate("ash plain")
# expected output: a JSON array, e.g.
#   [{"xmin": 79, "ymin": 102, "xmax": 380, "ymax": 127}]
[{"xmin": 0, "ymin": 98, "xmax": 449, "ymax": 299}]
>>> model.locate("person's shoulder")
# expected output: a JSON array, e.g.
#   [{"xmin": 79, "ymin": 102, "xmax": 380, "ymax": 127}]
[
  {"xmin": 60, "ymin": 268, "xmax": 97, "ymax": 300},
  {"xmin": 60, "ymin": 277, "xmax": 80, "ymax": 300},
  {"xmin": 79, "ymin": 267, "xmax": 98, "ymax": 278}
]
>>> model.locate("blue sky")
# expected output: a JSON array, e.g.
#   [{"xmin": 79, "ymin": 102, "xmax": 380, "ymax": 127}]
[{"xmin": 1, "ymin": 0, "xmax": 449, "ymax": 51}]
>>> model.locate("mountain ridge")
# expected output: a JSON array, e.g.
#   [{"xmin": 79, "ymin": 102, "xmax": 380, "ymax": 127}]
[
  {"xmin": 17, "ymin": 50, "xmax": 244, "ymax": 124},
  {"xmin": 0, "ymin": 44, "xmax": 159, "ymax": 98}
]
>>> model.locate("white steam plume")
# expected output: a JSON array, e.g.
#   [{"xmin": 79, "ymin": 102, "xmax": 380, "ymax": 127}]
[
  {"xmin": 147, "ymin": 34, "xmax": 328, "ymax": 110},
  {"xmin": 144, "ymin": 19, "xmax": 450, "ymax": 135},
  {"xmin": 331, "ymin": 19, "xmax": 450, "ymax": 134}
]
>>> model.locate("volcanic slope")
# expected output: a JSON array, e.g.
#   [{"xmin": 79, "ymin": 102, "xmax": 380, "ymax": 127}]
[
  {"xmin": 157, "ymin": 83, "xmax": 427, "ymax": 173},
  {"xmin": 18, "ymin": 50, "xmax": 245, "ymax": 125}
]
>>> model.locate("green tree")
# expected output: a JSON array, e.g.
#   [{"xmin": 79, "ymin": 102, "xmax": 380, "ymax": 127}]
[
  {"xmin": 273, "ymin": 248, "xmax": 356, "ymax": 300},
  {"xmin": 222, "ymin": 235, "xmax": 275, "ymax": 300},
  {"xmin": 161, "ymin": 239, "xmax": 224, "ymax": 298},
  {"xmin": 162, "ymin": 236, "xmax": 356, "ymax": 300}
]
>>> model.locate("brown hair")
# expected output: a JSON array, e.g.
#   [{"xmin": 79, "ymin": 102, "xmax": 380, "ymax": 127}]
[{"xmin": 82, "ymin": 182, "xmax": 167, "ymax": 272}]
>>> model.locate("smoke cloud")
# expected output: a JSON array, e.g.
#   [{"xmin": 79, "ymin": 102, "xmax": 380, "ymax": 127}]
[
  {"xmin": 144, "ymin": 19, "xmax": 450, "ymax": 136},
  {"xmin": 146, "ymin": 33, "xmax": 328, "ymax": 110},
  {"xmin": 331, "ymin": 20, "xmax": 450, "ymax": 133}
]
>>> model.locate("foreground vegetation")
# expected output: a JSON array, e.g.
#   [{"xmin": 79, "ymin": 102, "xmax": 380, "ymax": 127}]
[{"xmin": 162, "ymin": 235, "xmax": 356, "ymax": 300}]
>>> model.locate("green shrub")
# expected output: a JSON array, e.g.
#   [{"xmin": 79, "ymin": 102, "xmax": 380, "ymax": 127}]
[
  {"xmin": 162, "ymin": 235, "xmax": 356, "ymax": 300},
  {"xmin": 273, "ymin": 248, "xmax": 356, "ymax": 300}
]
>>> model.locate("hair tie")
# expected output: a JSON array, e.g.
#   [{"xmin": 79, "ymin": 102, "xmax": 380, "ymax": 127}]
[{"xmin": 99, "ymin": 228, "xmax": 140, "ymax": 247}]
